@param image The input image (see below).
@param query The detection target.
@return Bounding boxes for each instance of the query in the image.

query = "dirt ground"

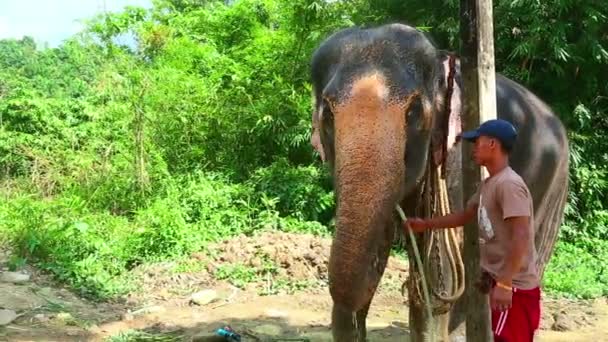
[0,231,607,342]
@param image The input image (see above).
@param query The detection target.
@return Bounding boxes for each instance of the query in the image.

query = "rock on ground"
[34,313,49,323]
[0,283,46,310]
[552,312,575,331]
[0,309,17,325]
[0,272,30,284]
[190,289,218,306]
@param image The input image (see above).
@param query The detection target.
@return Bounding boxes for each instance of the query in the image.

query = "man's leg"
[491,287,541,341]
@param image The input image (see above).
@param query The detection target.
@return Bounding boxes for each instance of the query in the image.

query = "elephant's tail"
[534,155,570,279]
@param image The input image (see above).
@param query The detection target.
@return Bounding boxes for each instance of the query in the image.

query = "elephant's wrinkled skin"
[310,23,569,341]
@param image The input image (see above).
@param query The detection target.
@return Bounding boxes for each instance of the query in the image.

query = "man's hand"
[490,286,513,312]
[404,218,428,233]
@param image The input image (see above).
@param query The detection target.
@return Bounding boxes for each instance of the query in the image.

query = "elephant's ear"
[432,50,462,168]
[311,108,326,163]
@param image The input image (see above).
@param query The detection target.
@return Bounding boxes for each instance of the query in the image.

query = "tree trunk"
[459,0,496,340]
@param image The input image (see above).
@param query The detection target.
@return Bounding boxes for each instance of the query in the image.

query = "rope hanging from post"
[398,160,465,300]
[395,161,465,342]
[425,162,466,309]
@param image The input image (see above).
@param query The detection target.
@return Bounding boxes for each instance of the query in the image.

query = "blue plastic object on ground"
[215,326,241,341]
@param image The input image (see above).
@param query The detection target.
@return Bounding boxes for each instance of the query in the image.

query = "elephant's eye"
[404,91,422,119]
[409,100,421,116]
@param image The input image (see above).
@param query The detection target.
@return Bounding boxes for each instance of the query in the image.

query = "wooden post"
[459,0,496,340]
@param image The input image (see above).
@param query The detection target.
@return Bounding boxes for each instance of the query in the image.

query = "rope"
[425,165,466,305]
[395,204,435,342]
[416,51,465,313]
[435,170,465,302]
[394,158,465,342]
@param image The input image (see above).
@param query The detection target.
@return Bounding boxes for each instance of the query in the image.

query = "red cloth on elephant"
[491,285,541,342]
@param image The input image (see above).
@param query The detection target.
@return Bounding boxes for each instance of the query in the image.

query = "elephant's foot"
[331,301,371,342]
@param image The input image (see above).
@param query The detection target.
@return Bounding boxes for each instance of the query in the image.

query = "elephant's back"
[495,74,569,210]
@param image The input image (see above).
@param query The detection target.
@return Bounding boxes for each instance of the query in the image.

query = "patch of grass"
[543,239,608,299]
[105,330,183,342]
[170,258,206,274]
[261,278,319,296]
[7,255,27,271]
[213,255,321,295]
[214,263,260,289]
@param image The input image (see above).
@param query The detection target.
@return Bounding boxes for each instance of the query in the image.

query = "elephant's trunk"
[328,89,406,312]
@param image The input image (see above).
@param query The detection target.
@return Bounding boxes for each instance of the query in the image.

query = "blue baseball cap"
[461,119,518,148]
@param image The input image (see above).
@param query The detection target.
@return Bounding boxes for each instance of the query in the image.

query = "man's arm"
[496,216,530,286]
[406,202,477,232]
[425,204,478,229]
[495,179,533,287]
[406,184,481,232]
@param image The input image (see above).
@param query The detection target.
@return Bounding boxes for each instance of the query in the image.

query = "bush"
[126,197,195,265]
[176,171,257,239]
[0,169,331,299]
[543,239,608,299]
[1,195,134,298]
[247,158,334,223]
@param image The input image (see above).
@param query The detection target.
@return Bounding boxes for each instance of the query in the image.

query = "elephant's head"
[310,24,460,312]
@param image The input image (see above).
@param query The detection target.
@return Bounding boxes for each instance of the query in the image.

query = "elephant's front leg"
[331,300,371,341]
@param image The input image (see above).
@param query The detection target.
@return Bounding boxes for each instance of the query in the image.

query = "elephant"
[309,23,569,341]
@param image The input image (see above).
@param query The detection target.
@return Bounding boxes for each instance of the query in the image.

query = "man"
[406,119,541,341]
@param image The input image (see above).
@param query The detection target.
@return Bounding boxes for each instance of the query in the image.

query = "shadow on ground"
[99,316,411,342]
[0,303,411,342]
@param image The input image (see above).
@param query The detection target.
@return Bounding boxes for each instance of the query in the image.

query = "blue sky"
[0,0,152,47]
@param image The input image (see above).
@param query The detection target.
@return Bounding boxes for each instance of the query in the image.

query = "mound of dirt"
[208,231,331,281]
[205,230,408,284]
[128,231,408,304]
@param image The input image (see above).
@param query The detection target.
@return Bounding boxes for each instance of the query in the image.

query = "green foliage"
[247,158,334,222]
[0,0,606,300]
[128,197,194,263]
[544,240,608,298]
[1,195,135,298]
[105,329,182,342]
[215,262,261,289]
[0,172,327,298]
[214,259,318,295]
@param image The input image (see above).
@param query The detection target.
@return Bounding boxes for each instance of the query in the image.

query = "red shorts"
[491,285,541,342]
